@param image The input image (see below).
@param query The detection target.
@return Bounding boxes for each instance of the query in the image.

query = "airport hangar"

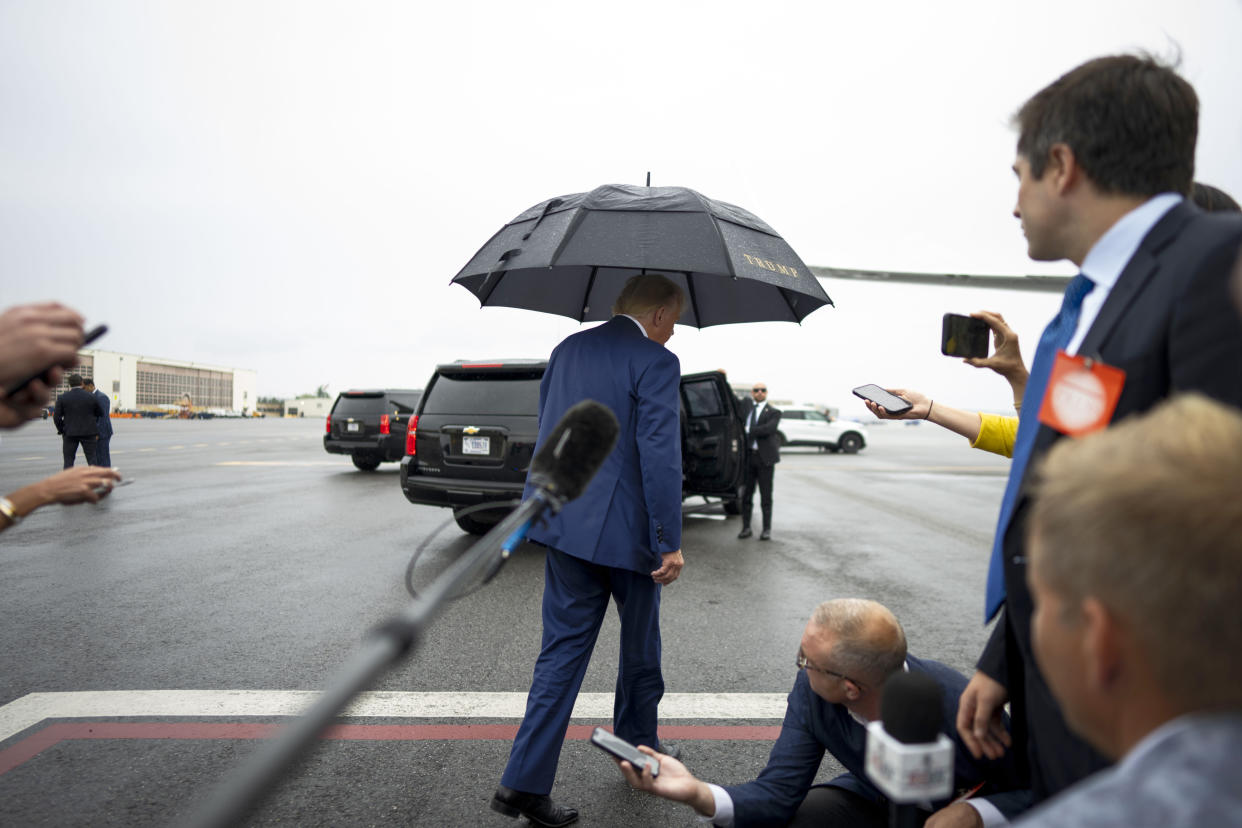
[53,348,257,415]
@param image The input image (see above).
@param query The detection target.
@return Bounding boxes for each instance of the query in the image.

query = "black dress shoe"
[657,741,683,761]
[759,529,771,541]
[737,527,753,539]
[491,786,579,827]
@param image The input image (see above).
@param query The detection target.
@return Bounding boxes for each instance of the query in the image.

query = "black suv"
[400,360,746,534]
[324,389,423,471]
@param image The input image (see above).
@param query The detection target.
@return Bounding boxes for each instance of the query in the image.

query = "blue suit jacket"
[93,389,113,437]
[725,655,1029,828]
[524,316,682,573]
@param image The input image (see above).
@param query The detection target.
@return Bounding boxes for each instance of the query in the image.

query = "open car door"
[680,370,746,500]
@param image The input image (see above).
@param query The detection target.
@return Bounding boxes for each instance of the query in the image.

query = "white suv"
[775,406,867,454]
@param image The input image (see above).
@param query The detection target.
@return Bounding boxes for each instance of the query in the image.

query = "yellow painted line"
[168,445,184,450]
[193,443,209,447]
[139,448,156,452]
[16,456,44,461]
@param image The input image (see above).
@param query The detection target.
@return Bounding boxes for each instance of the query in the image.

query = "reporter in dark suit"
[957,54,1242,811]
[52,373,102,468]
[618,600,1027,827]
[738,384,780,540]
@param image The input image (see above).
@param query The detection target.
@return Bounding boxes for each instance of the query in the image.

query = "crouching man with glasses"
[616,599,1029,827]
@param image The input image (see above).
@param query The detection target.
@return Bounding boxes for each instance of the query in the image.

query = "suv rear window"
[422,372,542,416]
[389,393,421,413]
[332,394,387,416]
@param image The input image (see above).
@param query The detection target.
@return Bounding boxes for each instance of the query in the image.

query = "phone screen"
[941,314,989,359]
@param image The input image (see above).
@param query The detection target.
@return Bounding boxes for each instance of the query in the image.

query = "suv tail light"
[380,414,391,435]
[405,415,418,456]
[326,415,332,434]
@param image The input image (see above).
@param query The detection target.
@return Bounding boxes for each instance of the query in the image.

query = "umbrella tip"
[646,171,651,187]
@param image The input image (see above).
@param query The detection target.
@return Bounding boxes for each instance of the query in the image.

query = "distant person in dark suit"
[53,374,102,468]
[737,383,780,540]
[492,273,686,828]
[83,379,112,466]
[618,599,1028,827]
[957,53,1242,814]
[1016,395,1242,827]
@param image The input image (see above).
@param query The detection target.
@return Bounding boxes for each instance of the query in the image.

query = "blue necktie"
[984,274,1095,621]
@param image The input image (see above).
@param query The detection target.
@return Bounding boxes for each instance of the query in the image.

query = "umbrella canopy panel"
[452,184,833,328]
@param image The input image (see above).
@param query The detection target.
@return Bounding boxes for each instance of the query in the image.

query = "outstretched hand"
[617,744,715,815]
[863,388,926,421]
[964,311,1028,386]
[38,466,123,505]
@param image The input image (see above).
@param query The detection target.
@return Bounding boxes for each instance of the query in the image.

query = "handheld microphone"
[864,671,954,828]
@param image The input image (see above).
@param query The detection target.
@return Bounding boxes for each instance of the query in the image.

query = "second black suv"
[324,389,422,471]
[400,360,746,534]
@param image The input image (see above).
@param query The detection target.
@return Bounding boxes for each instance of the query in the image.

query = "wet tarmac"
[0,416,1009,826]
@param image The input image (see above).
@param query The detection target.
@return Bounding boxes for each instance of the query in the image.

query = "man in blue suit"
[492,273,687,828]
[618,599,1027,827]
[83,379,112,467]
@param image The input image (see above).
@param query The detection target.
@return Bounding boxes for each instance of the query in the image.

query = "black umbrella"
[451,184,833,327]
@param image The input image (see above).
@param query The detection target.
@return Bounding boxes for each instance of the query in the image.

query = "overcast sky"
[2,1,1240,417]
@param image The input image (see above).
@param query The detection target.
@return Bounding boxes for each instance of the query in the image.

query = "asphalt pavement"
[0,416,1009,826]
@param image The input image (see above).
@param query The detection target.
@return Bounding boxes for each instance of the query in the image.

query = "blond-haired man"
[1018,394,1242,826]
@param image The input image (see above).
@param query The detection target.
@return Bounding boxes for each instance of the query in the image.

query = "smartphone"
[4,324,109,396]
[852,384,913,415]
[941,313,989,359]
[590,727,660,777]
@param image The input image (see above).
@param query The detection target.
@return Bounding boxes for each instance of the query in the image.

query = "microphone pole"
[184,401,618,828]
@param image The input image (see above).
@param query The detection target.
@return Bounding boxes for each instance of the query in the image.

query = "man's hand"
[0,302,86,390]
[863,388,926,421]
[0,378,56,428]
[651,549,684,585]
[957,671,1011,760]
[925,801,985,828]
[617,745,716,816]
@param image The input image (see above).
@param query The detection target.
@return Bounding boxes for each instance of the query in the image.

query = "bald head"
[810,599,907,685]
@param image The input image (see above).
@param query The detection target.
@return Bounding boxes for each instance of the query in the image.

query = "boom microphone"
[864,671,954,828]
[185,401,620,828]
[528,399,620,502]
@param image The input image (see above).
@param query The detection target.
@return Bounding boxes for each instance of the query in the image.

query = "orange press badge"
[1038,352,1126,437]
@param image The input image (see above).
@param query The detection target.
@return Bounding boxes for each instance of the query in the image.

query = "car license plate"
[347,422,360,432]
[463,435,490,455]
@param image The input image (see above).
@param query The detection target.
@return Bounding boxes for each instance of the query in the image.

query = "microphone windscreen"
[880,671,944,744]
[530,400,620,502]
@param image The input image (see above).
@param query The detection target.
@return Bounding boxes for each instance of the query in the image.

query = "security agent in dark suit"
[83,379,113,467]
[52,373,102,468]
[738,383,780,540]
[957,54,1242,811]
[617,599,1027,827]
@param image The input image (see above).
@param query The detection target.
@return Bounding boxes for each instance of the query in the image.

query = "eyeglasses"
[796,649,863,687]
[752,387,767,393]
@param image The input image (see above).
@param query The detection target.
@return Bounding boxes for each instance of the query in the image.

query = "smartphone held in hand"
[590,727,660,777]
[941,313,990,359]
[852,384,913,415]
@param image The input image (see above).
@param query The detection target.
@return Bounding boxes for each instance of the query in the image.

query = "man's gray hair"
[810,598,907,684]
[1030,393,1242,711]
[612,273,685,318]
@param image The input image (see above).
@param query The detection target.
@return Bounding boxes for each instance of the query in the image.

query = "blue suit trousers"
[500,547,664,795]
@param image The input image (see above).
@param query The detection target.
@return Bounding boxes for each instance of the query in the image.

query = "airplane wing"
[810,266,1071,293]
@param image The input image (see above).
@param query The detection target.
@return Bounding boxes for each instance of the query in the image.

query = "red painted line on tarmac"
[0,722,781,776]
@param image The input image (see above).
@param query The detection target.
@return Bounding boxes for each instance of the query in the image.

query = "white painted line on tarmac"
[0,690,786,743]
